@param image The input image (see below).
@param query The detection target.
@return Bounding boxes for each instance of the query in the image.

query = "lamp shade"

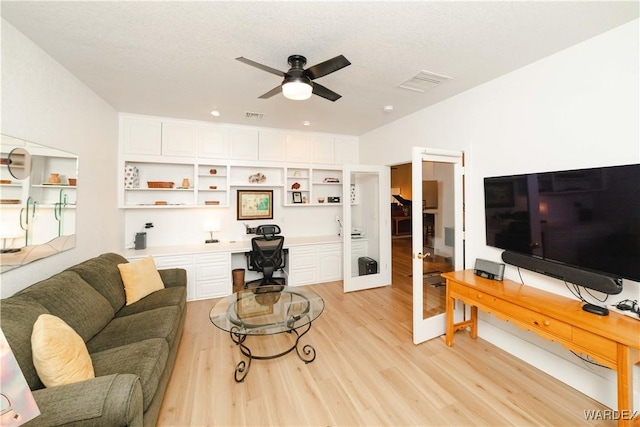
[282,80,312,100]
[0,222,23,239]
[202,218,221,232]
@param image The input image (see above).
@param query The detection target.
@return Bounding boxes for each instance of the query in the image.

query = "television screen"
[484,164,640,283]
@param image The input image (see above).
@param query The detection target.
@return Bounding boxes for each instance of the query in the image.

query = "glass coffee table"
[209,285,324,382]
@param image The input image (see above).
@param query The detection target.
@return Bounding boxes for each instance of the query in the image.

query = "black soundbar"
[501,251,623,295]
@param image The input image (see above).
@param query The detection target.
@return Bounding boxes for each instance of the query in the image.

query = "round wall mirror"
[7,147,31,180]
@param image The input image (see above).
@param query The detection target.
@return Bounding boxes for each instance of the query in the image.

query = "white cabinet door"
[289,246,317,286]
[317,243,342,282]
[122,116,162,155]
[286,135,311,163]
[229,129,259,160]
[258,131,287,162]
[149,254,195,301]
[197,125,228,159]
[335,136,358,164]
[311,136,335,164]
[161,122,197,157]
[195,253,231,299]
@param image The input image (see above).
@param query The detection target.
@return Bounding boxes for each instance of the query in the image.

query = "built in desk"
[442,270,640,427]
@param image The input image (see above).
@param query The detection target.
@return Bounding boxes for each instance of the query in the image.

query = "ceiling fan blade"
[304,55,351,80]
[236,57,285,77]
[312,82,341,102]
[258,85,282,99]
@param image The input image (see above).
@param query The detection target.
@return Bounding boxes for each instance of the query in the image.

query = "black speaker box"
[501,251,623,294]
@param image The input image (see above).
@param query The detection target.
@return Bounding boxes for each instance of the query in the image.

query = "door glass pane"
[422,161,454,319]
[350,172,380,278]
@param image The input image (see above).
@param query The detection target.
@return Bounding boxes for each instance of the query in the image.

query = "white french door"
[342,164,391,292]
[412,147,464,344]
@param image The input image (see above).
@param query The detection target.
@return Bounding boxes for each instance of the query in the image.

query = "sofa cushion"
[67,253,129,313]
[86,306,181,354]
[0,297,50,390]
[115,286,186,318]
[118,256,165,306]
[91,339,169,411]
[15,271,114,343]
[31,314,95,387]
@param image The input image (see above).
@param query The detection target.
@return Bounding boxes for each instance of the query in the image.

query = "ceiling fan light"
[282,80,312,100]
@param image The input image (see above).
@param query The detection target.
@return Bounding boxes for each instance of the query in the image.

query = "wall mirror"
[0,134,78,273]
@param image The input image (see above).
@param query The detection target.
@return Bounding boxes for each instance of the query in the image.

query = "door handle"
[416,252,424,260]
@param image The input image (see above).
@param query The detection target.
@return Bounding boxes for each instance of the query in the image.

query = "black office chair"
[245,224,287,289]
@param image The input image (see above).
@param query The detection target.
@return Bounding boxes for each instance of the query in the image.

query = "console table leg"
[445,282,454,346]
[470,306,478,339]
[616,344,635,427]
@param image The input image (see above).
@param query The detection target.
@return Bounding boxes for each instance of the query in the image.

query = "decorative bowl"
[147,181,174,188]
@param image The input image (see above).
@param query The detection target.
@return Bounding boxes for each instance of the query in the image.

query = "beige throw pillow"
[31,314,95,387]
[118,256,165,305]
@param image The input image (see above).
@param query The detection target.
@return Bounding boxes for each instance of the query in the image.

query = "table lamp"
[203,218,220,243]
[0,222,24,254]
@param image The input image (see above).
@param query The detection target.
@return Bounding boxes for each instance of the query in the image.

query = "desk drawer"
[446,281,468,298]
[572,328,617,365]
[470,290,573,341]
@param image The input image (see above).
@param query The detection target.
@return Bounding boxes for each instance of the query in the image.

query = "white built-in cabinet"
[120,114,357,164]
[121,116,162,155]
[119,114,357,209]
[151,254,196,300]
[197,125,228,159]
[228,129,259,160]
[194,253,231,299]
[161,122,197,157]
[258,131,287,162]
[286,243,343,287]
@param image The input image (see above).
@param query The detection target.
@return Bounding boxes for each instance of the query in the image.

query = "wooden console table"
[442,270,640,427]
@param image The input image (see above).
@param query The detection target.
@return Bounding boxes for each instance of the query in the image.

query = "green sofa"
[0,253,187,426]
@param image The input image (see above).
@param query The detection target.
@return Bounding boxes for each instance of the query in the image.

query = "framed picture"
[484,181,515,208]
[237,190,273,220]
[292,191,302,204]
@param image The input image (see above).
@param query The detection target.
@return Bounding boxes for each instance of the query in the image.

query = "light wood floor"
[158,238,613,427]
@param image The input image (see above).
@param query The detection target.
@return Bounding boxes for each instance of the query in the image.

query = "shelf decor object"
[248,172,266,184]
[292,191,302,204]
[124,165,139,189]
[237,190,273,220]
[147,181,174,189]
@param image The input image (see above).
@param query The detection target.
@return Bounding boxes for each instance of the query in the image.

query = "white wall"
[1,20,122,297]
[360,20,640,409]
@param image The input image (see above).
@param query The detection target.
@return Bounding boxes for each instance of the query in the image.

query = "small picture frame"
[292,191,302,204]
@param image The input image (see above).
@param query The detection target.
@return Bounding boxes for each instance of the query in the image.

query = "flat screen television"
[484,163,640,284]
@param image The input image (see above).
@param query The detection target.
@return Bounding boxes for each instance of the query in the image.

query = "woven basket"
[147,181,174,189]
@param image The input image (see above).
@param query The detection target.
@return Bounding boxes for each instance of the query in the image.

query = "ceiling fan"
[236,54,351,102]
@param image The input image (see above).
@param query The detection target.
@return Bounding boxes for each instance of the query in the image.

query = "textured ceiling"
[1,1,638,136]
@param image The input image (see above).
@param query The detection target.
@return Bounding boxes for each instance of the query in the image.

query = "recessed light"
[383,105,394,113]
[210,110,221,117]
[303,121,311,126]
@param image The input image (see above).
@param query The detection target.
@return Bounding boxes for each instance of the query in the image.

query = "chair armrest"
[158,268,187,288]
[25,374,143,427]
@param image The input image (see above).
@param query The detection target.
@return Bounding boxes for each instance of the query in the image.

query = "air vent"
[245,111,265,120]
[397,70,451,93]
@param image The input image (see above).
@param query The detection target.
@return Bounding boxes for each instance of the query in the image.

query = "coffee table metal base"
[230,322,317,382]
